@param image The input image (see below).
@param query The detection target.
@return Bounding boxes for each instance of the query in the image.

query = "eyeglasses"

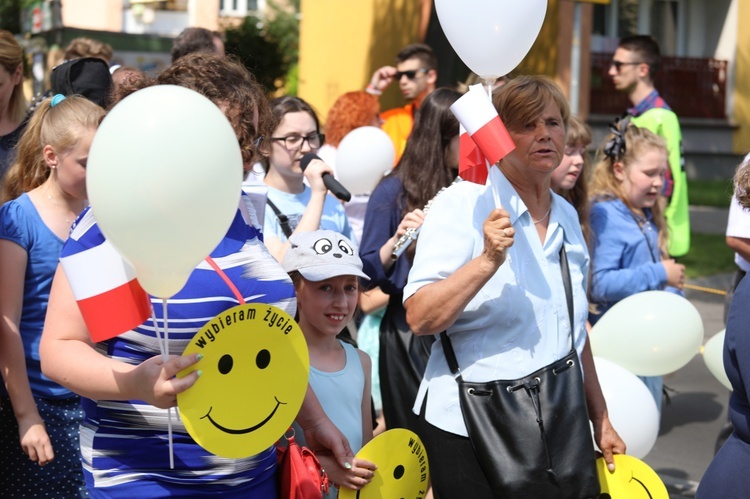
[271,133,325,150]
[395,68,428,81]
[610,60,643,72]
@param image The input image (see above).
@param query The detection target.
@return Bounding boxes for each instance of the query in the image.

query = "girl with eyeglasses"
[261,96,356,262]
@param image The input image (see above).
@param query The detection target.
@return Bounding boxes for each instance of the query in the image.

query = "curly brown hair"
[111,53,272,167]
[734,153,750,209]
[323,91,379,147]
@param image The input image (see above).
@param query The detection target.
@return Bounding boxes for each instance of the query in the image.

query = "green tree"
[223,0,300,95]
[0,0,22,34]
[224,15,286,94]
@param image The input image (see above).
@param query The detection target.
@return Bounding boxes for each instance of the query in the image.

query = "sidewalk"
[663,206,730,498]
[689,205,728,235]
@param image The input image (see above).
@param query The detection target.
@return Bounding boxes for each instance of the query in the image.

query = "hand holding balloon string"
[132,353,202,409]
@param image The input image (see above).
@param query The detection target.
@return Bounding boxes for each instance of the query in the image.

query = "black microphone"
[300,153,351,202]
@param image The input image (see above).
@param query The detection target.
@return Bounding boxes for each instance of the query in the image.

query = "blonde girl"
[551,115,592,244]
[0,94,104,497]
[588,118,685,410]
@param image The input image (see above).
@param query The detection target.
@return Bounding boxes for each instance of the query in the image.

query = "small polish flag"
[60,209,151,342]
[451,84,515,184]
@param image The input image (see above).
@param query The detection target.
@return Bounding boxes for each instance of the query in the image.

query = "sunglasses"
[395,68,428,80]
[610,60,644,72]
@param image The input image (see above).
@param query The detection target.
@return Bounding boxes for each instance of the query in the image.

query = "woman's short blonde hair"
[492,75,570,133]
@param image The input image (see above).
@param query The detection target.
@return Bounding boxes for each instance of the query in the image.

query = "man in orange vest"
[365,44,438,162]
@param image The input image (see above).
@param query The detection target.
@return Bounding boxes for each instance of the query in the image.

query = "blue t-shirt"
[0,193,74,399]
[263,185,356,244]
[62,194,297,497]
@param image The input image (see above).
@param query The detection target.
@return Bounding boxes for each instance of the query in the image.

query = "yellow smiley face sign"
[340,429,429,499]
[177,304,309,458]
[597,455,669,498]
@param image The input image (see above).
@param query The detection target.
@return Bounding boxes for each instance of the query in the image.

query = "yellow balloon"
[597,455,669,498]
[177,304,309,458]
[340,429,429,499]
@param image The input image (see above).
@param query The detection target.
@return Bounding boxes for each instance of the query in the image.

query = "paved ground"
[653,206,732,498]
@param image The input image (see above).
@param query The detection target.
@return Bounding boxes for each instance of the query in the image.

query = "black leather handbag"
[440,246,600,498]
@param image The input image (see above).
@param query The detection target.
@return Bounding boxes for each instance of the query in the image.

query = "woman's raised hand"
[131,353,202,409]
[481,208,514,268]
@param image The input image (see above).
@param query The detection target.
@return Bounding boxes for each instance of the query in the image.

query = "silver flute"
[391,177,462,260]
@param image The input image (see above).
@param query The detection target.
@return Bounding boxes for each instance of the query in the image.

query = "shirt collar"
[628,89,671,117]
[488,166,562,230]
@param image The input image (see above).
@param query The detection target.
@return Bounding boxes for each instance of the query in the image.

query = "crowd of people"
[0,23,741,499]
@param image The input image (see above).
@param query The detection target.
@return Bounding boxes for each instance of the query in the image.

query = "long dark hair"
[395,87,460,215]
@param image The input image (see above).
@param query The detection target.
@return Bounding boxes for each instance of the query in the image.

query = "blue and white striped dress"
[66,194,296,498]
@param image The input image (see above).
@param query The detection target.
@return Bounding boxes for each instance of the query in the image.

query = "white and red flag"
[450,83,515,184]
[60,209,151,342]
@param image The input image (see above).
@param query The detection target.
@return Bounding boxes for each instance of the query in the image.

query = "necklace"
[48,194,83,226]
[531,207,551,224]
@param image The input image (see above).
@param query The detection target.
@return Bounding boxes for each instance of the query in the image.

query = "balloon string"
[483,81,493,188]
[150,304,166,359]
[162,298,174,470]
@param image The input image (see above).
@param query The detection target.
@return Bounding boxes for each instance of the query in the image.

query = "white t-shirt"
[726,195,750,272]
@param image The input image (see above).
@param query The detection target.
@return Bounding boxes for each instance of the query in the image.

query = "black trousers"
[378,295,434,432]
[418,399,495,498]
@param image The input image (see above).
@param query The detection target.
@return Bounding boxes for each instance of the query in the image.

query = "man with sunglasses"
[609,34,690,258]
[366,44,438,162]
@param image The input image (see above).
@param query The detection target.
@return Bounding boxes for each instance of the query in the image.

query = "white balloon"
[593,357,660,459]
[87,85,243,298]
[434,0,548,80]
[703,330,732,391]
[335,126,394,195]
[590,291,704,376]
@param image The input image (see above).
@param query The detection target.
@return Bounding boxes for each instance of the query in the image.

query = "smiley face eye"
[312,238,332,254]
[218,354,233,375]
[256,349,271,369]
[337,240,354,255]
[393,464,405,480]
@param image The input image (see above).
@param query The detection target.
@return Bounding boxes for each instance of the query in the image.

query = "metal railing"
[590,52,728,119]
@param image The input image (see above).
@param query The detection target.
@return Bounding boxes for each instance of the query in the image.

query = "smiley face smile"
[200,396,287,435]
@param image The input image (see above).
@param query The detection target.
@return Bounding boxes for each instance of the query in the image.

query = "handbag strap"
[266,198,294,238]
[441,245,575,377]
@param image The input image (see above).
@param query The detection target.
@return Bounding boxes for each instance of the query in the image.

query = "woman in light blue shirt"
[403,76,625,498]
